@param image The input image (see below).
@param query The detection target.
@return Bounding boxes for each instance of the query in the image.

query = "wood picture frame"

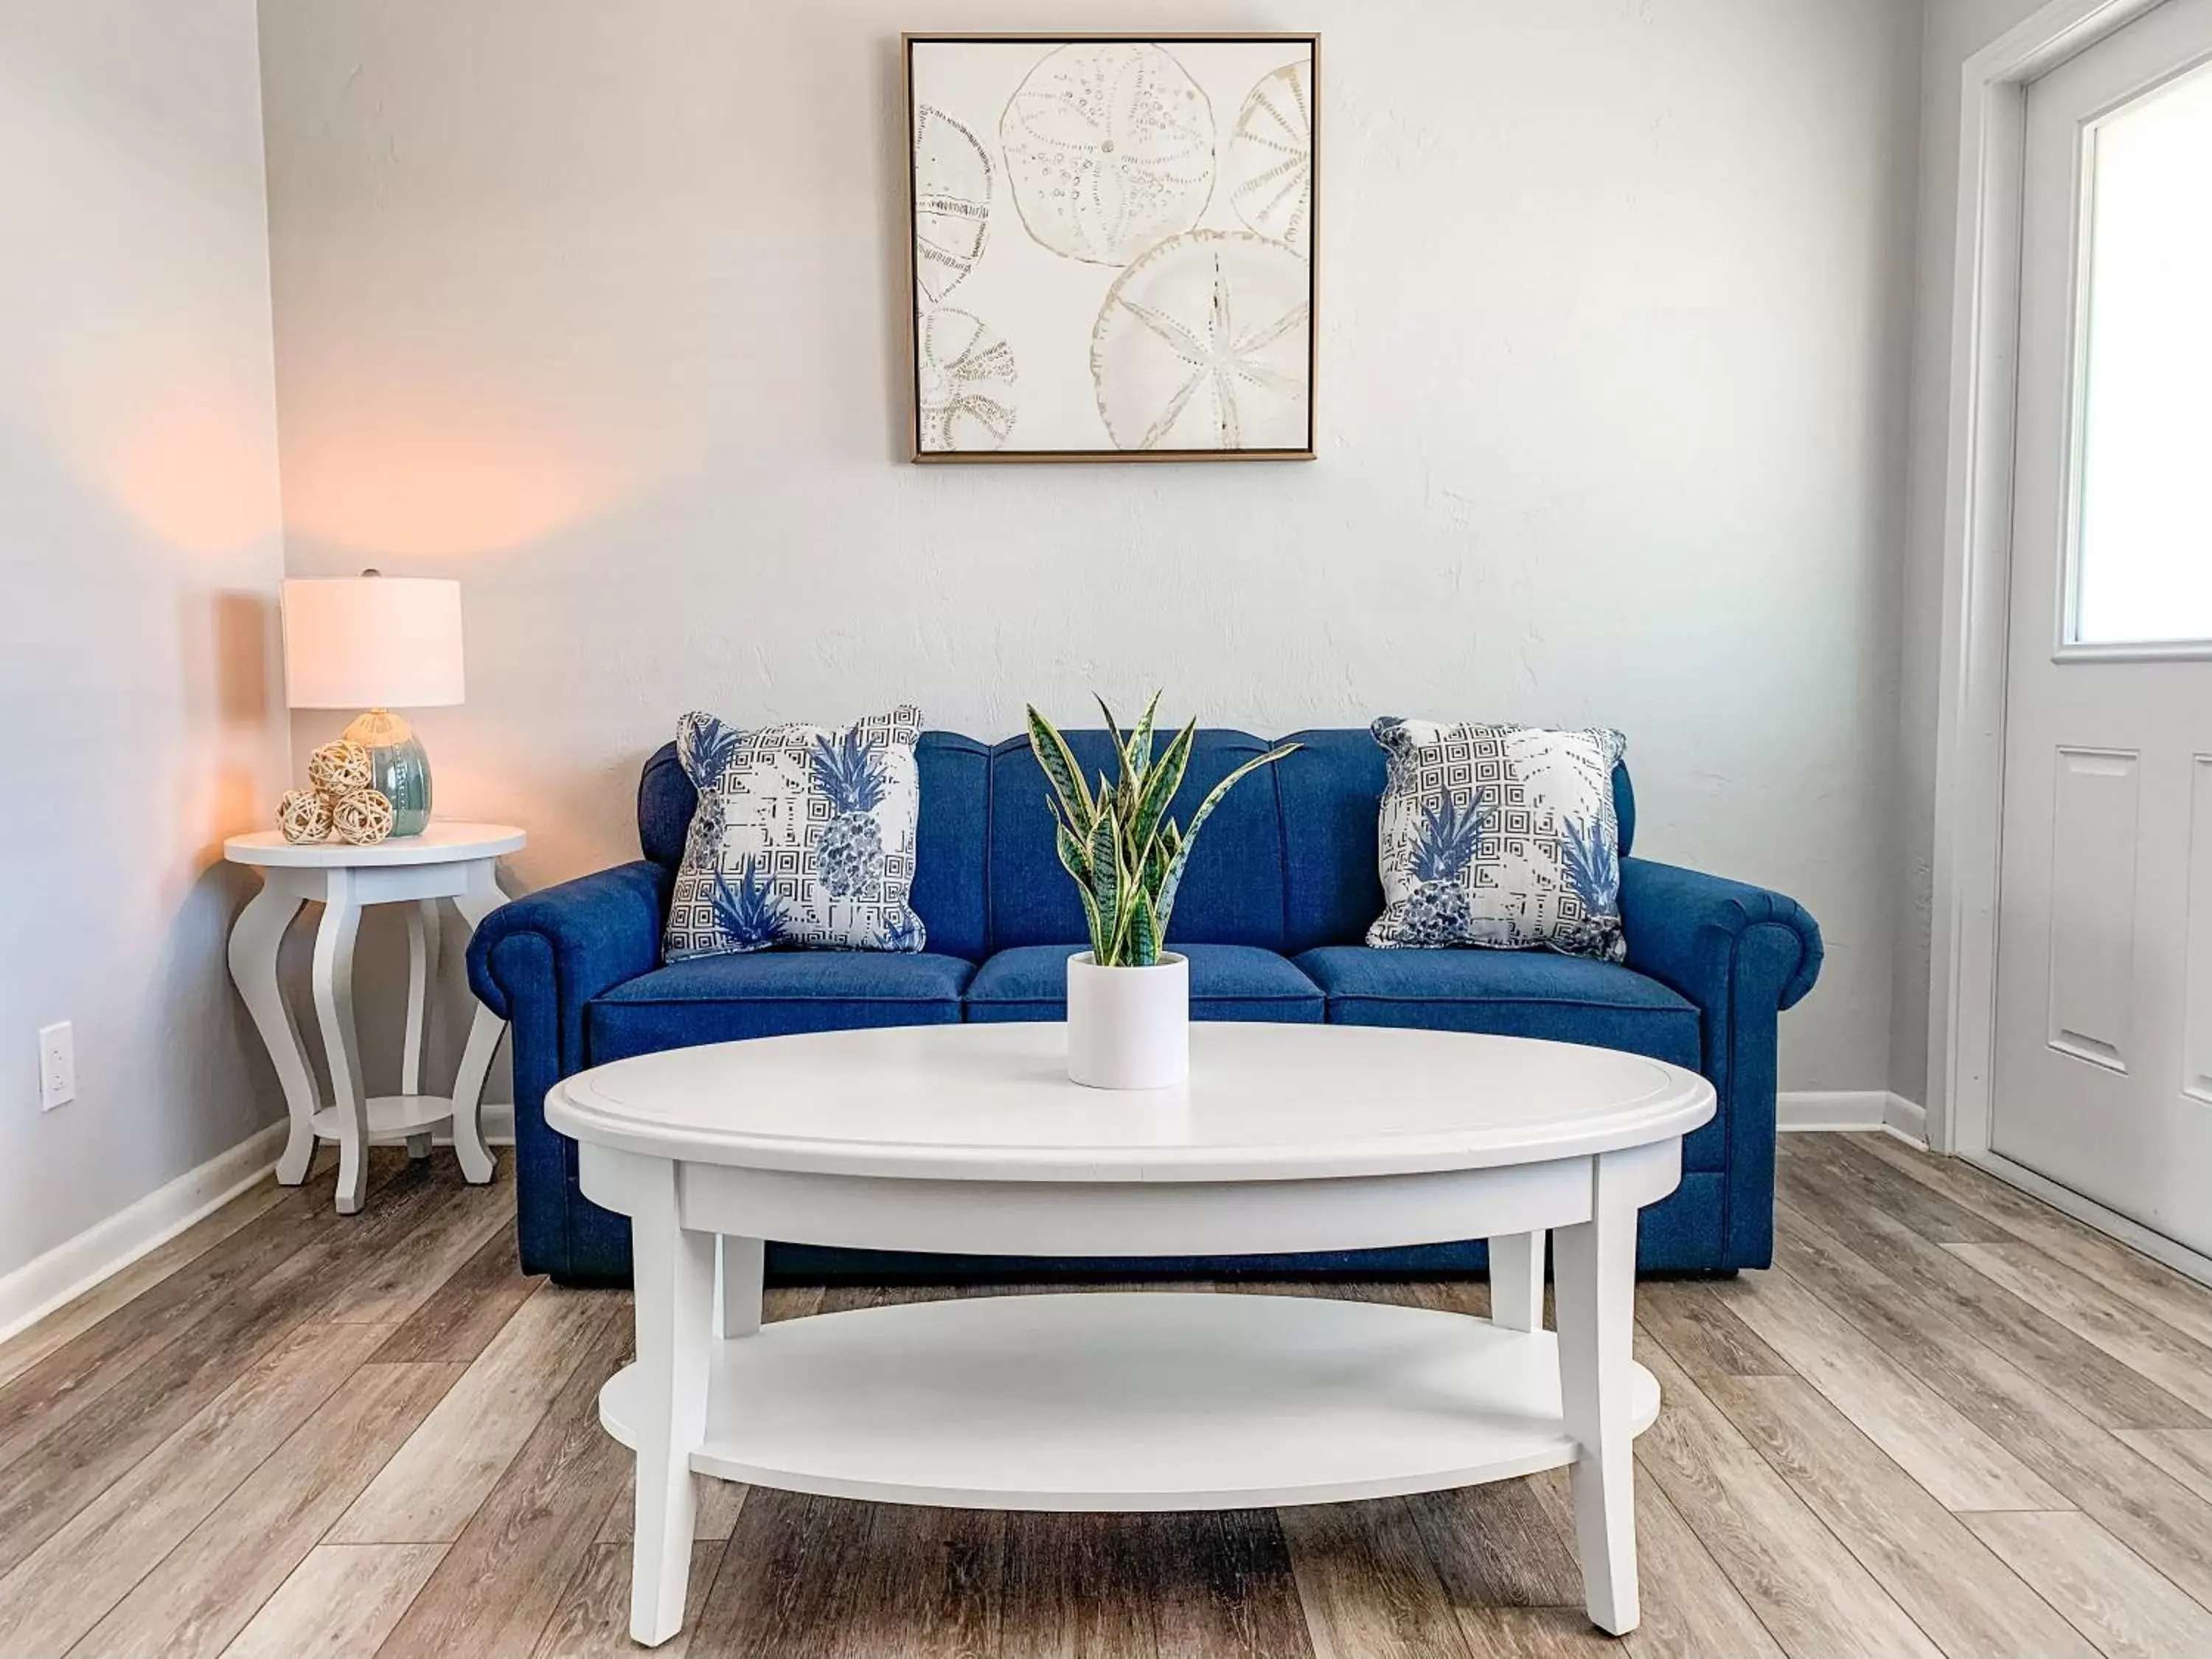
[904,32,1320,464]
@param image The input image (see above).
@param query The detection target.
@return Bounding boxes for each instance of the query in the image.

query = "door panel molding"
[2043,747,2140,1072]
[2185,756,2212,1105]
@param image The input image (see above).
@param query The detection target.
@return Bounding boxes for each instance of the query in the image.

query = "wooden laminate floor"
[3,1133,2211,1656]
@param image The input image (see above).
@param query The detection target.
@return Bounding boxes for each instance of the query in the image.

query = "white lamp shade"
[282,577,465,709]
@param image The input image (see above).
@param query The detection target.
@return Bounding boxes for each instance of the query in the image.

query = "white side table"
[225,822,526,1214]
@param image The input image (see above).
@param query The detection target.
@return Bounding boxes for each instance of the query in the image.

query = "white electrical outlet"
[38,1022,75,1110]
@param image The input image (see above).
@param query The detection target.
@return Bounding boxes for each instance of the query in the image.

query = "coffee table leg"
[630,1165,714,1646]
[1553,1152,1639,1635]
[1487,1231,1545,1330]
[716,1236,764,1340]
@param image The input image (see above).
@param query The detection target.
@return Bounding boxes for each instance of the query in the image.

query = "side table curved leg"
[312,870,372,1215]
[448,862,507,1185]
[448,1005,502,1185]
[402,900,439,1161]
[1554,1153,1641,1635]
[228,881,318,1186]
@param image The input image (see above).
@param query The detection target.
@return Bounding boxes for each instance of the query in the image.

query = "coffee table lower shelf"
[597,1290,1660,1511]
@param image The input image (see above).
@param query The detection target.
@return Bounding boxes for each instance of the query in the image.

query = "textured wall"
[259,0,1923,1091]
[0,2,288,1283]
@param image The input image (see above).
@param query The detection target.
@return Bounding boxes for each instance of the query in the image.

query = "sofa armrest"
[1619,857,1823,1016]
[1618,855,1823,1269]
[467,859,669,1281]
[466,858,670,1056]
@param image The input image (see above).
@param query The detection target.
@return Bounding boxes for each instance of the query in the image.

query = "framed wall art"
[904,32,1319,463]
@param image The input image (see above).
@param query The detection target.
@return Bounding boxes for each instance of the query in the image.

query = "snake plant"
[1027,693,1298,968]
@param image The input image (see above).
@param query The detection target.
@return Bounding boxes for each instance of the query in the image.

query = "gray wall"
[0,2,288,1284]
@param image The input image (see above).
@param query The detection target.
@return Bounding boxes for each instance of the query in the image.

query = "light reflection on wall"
[280,411,636,560]
[105,406,282,555]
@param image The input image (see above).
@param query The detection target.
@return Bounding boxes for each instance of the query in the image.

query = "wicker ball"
[309,740,373,796]
[332,788,395,846]
[276,788,333,844]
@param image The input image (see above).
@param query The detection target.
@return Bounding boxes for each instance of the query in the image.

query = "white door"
[1992,0,2212,1257]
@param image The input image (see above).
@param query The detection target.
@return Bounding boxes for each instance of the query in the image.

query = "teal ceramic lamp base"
[341,708,433,837]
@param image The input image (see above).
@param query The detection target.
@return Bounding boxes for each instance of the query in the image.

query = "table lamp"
[282,573,465,838]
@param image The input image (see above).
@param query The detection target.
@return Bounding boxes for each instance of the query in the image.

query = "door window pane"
[2072,62,2212,647]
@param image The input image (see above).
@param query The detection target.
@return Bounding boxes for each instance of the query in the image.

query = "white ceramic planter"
[1065,952,1189,1090]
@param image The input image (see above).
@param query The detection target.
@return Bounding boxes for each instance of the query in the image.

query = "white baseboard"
[1883,1094,1928,1147]
[0,1101,519,1348]
[0,1119,288,1346]
[1778,1090,1928,1148]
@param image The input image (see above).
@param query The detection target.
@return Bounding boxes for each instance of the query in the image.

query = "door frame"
[1930,0,2212,1281]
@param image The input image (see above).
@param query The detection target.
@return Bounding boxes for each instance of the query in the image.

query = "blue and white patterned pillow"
[1366,717,1627,961]
[663,707,927,960]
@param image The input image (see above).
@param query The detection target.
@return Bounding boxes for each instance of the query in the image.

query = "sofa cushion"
[1295,945,1714,1169]
[1295,945,1695,1060]
[908,734,992,961]
[586,950,974,1063]
[985,730,1290,950]
[967,944,1324,1023]
[1276,729,1391,953]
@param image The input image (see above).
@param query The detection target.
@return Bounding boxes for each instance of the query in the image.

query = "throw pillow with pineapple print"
[662,706,928,960]
[1366,717,1627,961]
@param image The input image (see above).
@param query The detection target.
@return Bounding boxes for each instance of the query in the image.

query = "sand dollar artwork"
[912,105,992,303]
[1000,43,1215,266]
[917,307,1019,452]
[1227,60,1314,251]
[1091,230,1310,451]
[905,35,1317,458]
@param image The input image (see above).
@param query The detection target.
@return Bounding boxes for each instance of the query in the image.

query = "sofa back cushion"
[639,743,691,868]
[984,728,1290,951]
[1276,729,1390,953]
[640,731,991,961]
[909,734,991,960]
[641,726,1632,961]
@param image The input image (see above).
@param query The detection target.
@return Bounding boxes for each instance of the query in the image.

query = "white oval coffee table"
[546,1021,1714,1647]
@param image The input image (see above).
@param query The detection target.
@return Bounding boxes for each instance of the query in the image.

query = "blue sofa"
[467,728,1822,1285]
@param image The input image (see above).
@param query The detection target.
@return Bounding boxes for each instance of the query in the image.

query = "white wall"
[257,0,1923,1092]
[0,4,289,1282]
[1887,0,2053,1112]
